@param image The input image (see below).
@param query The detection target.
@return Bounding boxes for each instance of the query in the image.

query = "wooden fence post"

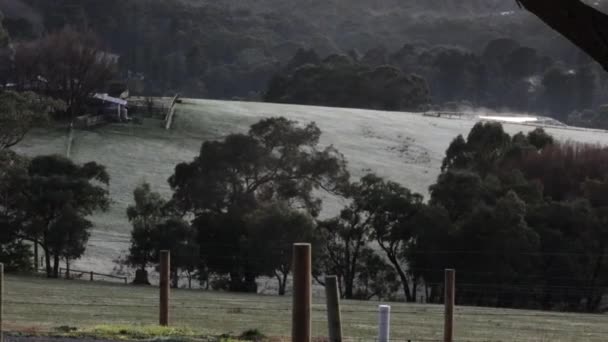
[378,305,391,342]
[159,250,170,326]
[325,275,342,342]
[444,269,456,342]
[292,243,311,342]
[0,263,4,342]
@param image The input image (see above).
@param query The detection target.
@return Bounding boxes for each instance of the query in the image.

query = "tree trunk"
[229,271,257,292]
[34,242,39,273]
[343,273,354,299]
[400,271,413,302]
[65,258,70,279]
[44,246,52,278]
[382,247,413,302]
[282,271,288,296]
[276,270,289,296]
[244,272,258,293]
[541,283,553,310]
[434,285,440,303]
[133,268,151,285]
[343,243,353,299]
[53,253,60,278]
[229,271,241,292]
[276,273,285,296]
[376,239,416,303]
[586,247,606,312]
[172,269,179,288]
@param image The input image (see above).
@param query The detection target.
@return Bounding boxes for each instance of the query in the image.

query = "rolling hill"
[13,99,608,276]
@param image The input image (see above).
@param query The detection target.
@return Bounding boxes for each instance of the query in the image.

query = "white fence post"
[378,305,391,342]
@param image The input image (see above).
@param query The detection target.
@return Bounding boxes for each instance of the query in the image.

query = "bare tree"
[517,0,608,70]
[13,27,117,118]
[0,91,63,150]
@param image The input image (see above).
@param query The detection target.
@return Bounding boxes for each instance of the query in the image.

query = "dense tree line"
[266,40,607,122]
[2,0,601,112]
[423,123,608,311]
[122,116,608,312]
[2,1,606,125]
[264,50,430,111]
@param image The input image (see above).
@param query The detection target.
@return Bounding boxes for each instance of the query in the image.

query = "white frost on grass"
[13,99,608,274]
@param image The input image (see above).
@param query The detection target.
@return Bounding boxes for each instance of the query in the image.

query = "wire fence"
[5,268,608,342]
[9,243,608,341]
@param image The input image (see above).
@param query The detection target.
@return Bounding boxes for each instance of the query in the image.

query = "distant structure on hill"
[91,93,130,122]
[76,83,131,128]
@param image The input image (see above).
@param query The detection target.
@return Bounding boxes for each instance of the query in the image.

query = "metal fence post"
[378,305,391,342]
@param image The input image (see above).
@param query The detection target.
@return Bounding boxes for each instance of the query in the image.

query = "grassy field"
[5,274,608,341]
[12,99,608,276]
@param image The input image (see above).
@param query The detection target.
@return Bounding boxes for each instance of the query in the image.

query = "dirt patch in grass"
[66,325,202,340]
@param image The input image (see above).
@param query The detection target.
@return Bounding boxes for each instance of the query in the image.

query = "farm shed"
[92,93,130,122]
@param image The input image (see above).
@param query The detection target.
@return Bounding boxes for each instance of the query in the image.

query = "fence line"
[58,267,127,284]
[6,246,607,342]
[4,296,596,318]
[423,110,608,134]
[96,239,608,257]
